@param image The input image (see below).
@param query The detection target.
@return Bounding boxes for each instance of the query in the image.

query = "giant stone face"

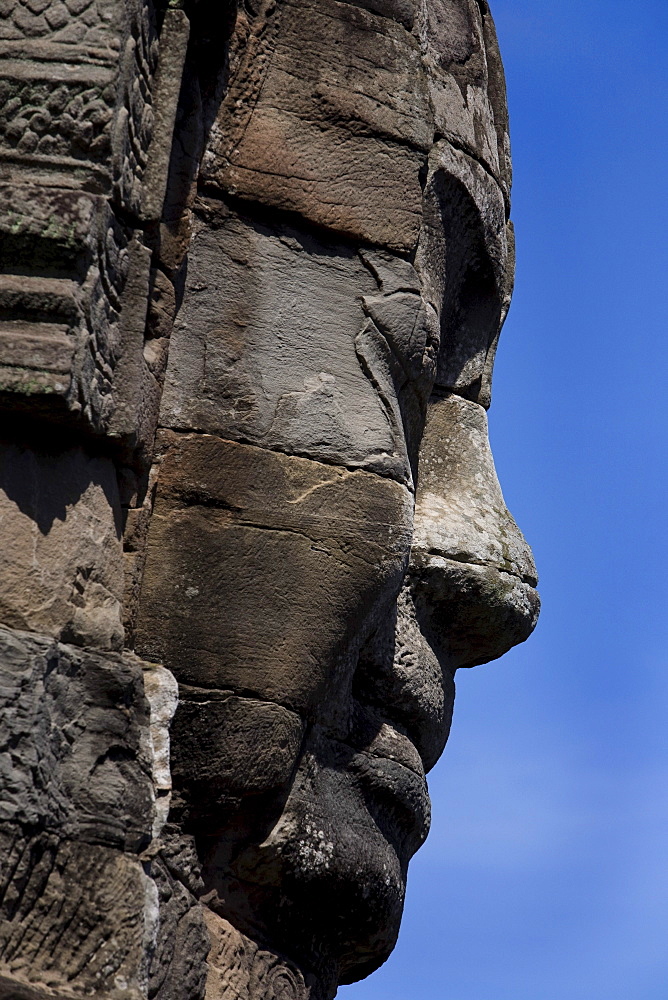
[0,2,538,998]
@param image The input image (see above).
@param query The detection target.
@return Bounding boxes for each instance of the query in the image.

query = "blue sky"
[342,2,668,998]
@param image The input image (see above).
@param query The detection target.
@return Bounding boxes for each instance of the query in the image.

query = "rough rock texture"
[204,912,320,1000]
[0,2,539,999]
[159,206,416,484]
[0,442,125,650]
[202,0,429,253]
[0,626,174,1000]
[0,0,188,458]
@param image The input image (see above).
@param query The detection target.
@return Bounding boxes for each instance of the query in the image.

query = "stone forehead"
[200,0,509,252]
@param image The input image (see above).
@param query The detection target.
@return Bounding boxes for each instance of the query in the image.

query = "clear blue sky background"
[342,2,668,998]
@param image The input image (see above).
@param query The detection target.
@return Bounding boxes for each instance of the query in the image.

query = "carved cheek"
[135,432,414,717]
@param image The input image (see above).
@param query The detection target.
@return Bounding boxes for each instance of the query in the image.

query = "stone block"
[160,207,417,484]
[0,625,155,850]
[0,188,155,444]
[201,0,430,252]
[170,688,305,812]
[135,432,412,716]
[0,829,151,1000]
[0,1,187,453]
[0,626,182,997]
[0,443,125,650]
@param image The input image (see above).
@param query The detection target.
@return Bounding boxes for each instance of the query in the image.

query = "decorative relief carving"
[0,78,114,161]
[0,0,179,447]
[0,0,120,48]
[205,912,315,1000]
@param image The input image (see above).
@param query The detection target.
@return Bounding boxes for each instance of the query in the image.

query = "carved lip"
[345,725,431,857]
[350,714,426,778]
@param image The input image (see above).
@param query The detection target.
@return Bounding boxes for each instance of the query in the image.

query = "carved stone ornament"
[0,2,538,999]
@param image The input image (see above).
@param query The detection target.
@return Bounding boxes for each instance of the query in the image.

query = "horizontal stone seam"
[0,820,150,869]
[175,680,303,717]
[214,156,424,204]
[175,684,424,778]
[431,383,495,412]
[414,551,538,588]
[164,504,411,538]
[155,424,416,494]
[0,622,130,660]
[285,0,409,37]
[195,186,418,260]
[230,96,432,155]
[158,512,408,557]
[432,133,510,214]
[15,820,152,856]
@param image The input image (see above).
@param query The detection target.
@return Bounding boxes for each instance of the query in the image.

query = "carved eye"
[420,151,509,407]
[427,0,478,70]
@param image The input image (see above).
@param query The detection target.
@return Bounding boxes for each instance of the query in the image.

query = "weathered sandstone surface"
[0,2,538,998]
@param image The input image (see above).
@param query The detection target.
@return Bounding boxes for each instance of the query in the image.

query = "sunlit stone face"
[134,0,538,989]
[0,0,538,996]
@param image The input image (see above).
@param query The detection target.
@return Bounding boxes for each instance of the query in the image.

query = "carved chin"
[225,728,430,983]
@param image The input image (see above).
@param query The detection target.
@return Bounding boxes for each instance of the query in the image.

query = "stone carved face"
[0,0,538,996]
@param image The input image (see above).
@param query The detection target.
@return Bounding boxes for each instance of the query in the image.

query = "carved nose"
[409,391,539,669]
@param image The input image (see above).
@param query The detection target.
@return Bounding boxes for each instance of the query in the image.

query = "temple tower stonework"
[0,2,538,998]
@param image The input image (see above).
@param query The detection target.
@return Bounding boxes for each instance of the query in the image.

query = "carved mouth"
[346,737,431,862]
[228,721,430,891]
